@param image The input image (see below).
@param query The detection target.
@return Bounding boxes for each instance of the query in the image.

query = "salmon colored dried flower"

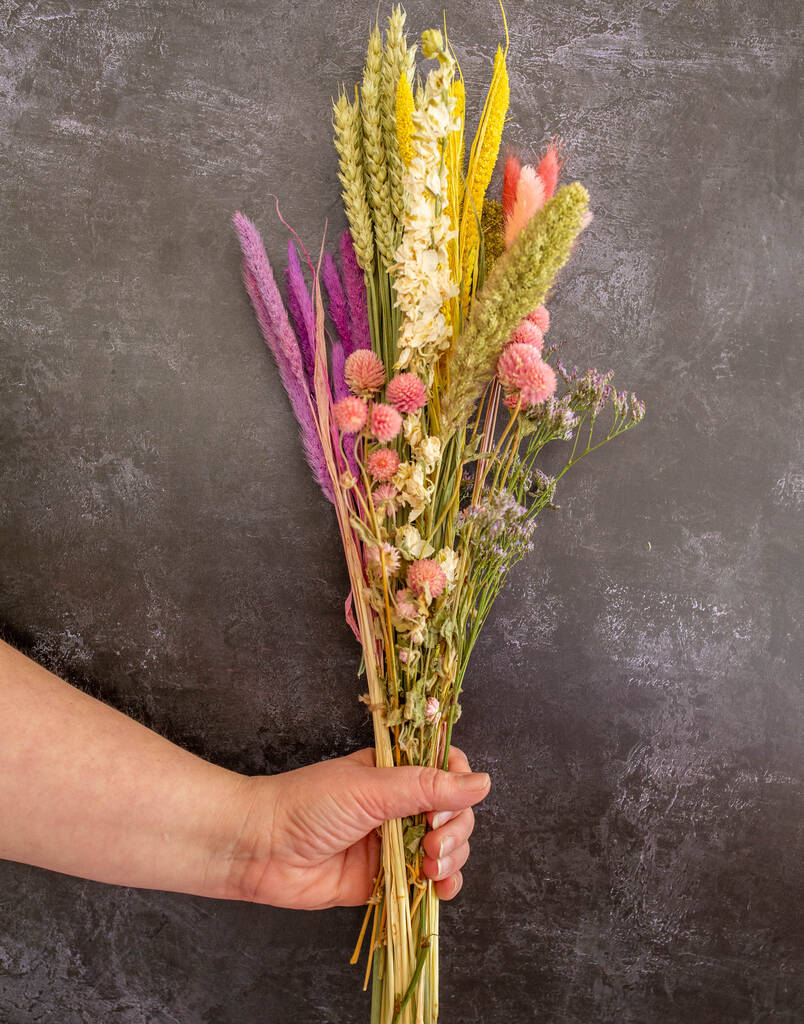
[407,558,447,600]
[497,343,557,407]
[370,402,402,442]
[527,304,550,334]
[504,164,545,248]
[502,154,521,221]
[395,587,419,620]
[367,447,400,481]
[345,349,386,397]
[386,372,428,414]
[510,319,544,352]
[366,541,401,576]
[333,395,368,432]
[425,697,440,722]
[373,482,399,516]
[536,140,564,202]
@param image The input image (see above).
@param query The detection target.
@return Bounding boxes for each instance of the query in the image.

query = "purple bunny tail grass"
[233,211,305,382]
[339,230,371,355]
[322,251,352,354]
[235,216,334,503]
[285,238,317,388]
[330,340,349,403]
[241,261,334,503]
[330,338,360,482]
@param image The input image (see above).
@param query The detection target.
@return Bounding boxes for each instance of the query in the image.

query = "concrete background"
[1,1,802,1020]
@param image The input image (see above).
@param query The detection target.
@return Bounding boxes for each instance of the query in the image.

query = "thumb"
[355,765,490,826]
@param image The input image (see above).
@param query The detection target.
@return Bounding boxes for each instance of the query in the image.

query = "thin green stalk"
[392,940,430,1024]
[370,945,383,1024]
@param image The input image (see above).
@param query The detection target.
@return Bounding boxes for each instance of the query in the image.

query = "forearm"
[0,638,252,899]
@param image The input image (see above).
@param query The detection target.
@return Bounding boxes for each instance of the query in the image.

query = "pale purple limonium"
[285,239,316,388]
[457,488,536,568]
[571,367,615,418]
[322,251,352,354]
[234,211,334,502]
[339,230,371,355]
[523,393,579,440]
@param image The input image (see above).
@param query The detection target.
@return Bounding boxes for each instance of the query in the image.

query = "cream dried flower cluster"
[391,33,459,386]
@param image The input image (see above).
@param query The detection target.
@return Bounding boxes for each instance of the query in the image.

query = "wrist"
[210,773,279,903]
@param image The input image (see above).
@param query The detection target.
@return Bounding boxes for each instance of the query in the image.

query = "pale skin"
[0,638,490,910]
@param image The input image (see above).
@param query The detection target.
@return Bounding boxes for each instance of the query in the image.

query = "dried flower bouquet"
[233,7,644,1021]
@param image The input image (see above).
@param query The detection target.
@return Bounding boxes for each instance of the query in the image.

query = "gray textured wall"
[1,1,802,1021]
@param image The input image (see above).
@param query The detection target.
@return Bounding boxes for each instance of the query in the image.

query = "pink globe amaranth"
[518,360,557,406]
[407,558,447,600]
[497,343,557,406]
[509,319,544,352]
[367,447,400,481]
[527,304,550,334]
[344,349,386,397]
[370,402,403,442]
[333,395,368,433]
[386,372,428,414]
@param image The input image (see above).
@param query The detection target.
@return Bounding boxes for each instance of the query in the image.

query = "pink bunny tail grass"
[536,141,565,203]
[504,165,546,249]
[322,251,352,354]
[285,239,316,388]
[234,214,334,502]
[502,154,522,221]
[339,230,371,355]
[580,209,594,231]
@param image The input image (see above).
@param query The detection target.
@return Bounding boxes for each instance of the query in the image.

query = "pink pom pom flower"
[509,319,544,352]
[367,447,400,481]
[344,349,386,397]
[425,697,440,723]
[527,304,550,334]
[370,402,402,442]
[333,395,368,433]
[407,558,447,600]
[386,372,428,414]
[497,343,557,408]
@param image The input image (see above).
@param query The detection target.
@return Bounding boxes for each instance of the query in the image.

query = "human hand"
[225,747,490,910]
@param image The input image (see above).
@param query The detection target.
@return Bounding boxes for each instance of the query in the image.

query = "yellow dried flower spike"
[460,45,509,308]
[395,71,415,167]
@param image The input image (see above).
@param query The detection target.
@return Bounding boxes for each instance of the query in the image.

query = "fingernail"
[432,810,453,829]
[438,835,456,858]
[456,772,490,791]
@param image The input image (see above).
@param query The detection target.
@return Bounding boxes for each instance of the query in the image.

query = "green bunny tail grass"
[440,181,590,440]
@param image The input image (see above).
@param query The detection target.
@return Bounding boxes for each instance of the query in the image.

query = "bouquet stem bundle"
[234,8,644,1021]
